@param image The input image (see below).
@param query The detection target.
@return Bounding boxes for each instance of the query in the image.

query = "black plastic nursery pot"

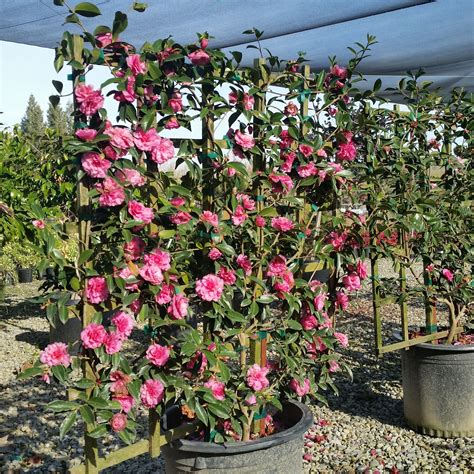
[402,341,474,437]
[161,401,313,473]
[18,268,33,283]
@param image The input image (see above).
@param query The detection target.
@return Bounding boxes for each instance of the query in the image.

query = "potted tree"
[358,75,473,437]
[19,2,377,472]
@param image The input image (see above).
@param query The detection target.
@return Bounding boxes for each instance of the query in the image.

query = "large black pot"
[18,268,33,283]
[161,400,313,473]
[402,341,474,437]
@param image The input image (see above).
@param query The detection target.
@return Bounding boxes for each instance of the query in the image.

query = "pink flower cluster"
[40,342,71,367]
[196,274,224,301]
[246,364,270,391]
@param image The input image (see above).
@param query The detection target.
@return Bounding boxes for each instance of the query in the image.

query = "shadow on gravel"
[15,330,50,349]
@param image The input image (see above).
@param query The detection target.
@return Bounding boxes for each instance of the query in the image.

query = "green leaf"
[79,405,95,424]
[59,411,77,438]
[75,378,95,389]
[87,424,108,438]
[74,2,101,17]
[112,11,128,39]
[52,80,63,94]
[65,13,80,24]
[48,400,80,412]
[132,2,148,12]
[208,402,229,419]
[54,0,65,5]
[194,401,208,425]
[159,229,175,239]
[78,249,94,265]
[51,365,68,383]
[88,397,109,409]
[49,95,60,107]
[58,304,69,324]
[17,366,43,380]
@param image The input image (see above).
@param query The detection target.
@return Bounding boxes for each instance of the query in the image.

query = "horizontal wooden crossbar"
[376,327,464,355]
[70,421,198,474]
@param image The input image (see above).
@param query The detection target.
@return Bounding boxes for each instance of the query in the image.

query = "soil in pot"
[402,341,474,437]
[161,400,313,474]
[18,268,33,283]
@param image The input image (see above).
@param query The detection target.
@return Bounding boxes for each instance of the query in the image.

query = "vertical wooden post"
[148,409,160,458]
[371,257,383,355]
[201,79,215,211]
[71,65,99,474]
[400,233,409,342]
[249,58,267,435]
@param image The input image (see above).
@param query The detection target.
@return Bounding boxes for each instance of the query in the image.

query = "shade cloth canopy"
[1,0,473,96]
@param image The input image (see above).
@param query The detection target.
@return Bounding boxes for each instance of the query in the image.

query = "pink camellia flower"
[442,268,454,282]
[319,312,333,329]
[140,379,164,408]
[330,64,348,79]
[106,126,134,150]
[154,285,174,306]
[269,173,294,194]
[336,142,357,161]
[124,236,145,260]
[167,294,189,320]
[316,148,328,157]
[245,394,257,406]
[188,49,210,65]
[284,102,298,116]
[165,117,180,129]
[267,255,287,277]
[313,293,327,312]
[32,219,45,229]
[150,136,175,164]
[75,128,97,142]
[299,144,314,158]
[110,370,131,395]
[297,162,318,178]
[117,266,141,291]
[111,311,134,339]
[342,273,361,292]
[274,270,295,294]
[75,84,104,116]
[96,32,113,47]
[42,373,51,384]
[186,351,208,373]
[104,332,123,354]
[236,254,252,276]
[128,200,154,224]
[82,152,111,179]
[204,377,226,401]
[96,177,125,207]
[145,248,171,271]
[271,216,295,232]
[336,291,349,310]
[234,130,255,150]
[134,128,160,151]
[129,298,142,314]
[170,211,192,225]
[218,267,236,285]
[81,323,107,349]
[232,205,248,226]
[243,93,254,110]
[246,364,269,391]
[116,168,146,187]
[201,210,219,227]
[326,231,347,251]
[228,90,238,104]
[279,129,294,149]
[139,263,163,286]
[356,260,368,280]
[301,313,318,330]
[255,215,266,228]
[237,194,256,211]
[289,378,311,397]
[334,332,349,347]
[196,274,224,301]
[40,342,71,367]
[328,360,340,373]
[113,395,134,413]
[111,413,127,432]
[86,277,109,304]
[281,151,296,174]
[168,92,183,113]
[126,54,147,75]
[170,197,186,207]
[426,263,435,272]
[146,343,170,366]
[208,248,222,260]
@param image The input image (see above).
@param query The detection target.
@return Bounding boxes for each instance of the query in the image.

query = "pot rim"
[168,400,313,454]
[394,331,474,352]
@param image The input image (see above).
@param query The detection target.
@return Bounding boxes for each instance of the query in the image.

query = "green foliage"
[20,94,45,137]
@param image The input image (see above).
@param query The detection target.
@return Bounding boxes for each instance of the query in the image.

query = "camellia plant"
[356,71,473,344]
[22,0,378,456]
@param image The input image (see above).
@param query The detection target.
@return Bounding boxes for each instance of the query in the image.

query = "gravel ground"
[0,269,472,473]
